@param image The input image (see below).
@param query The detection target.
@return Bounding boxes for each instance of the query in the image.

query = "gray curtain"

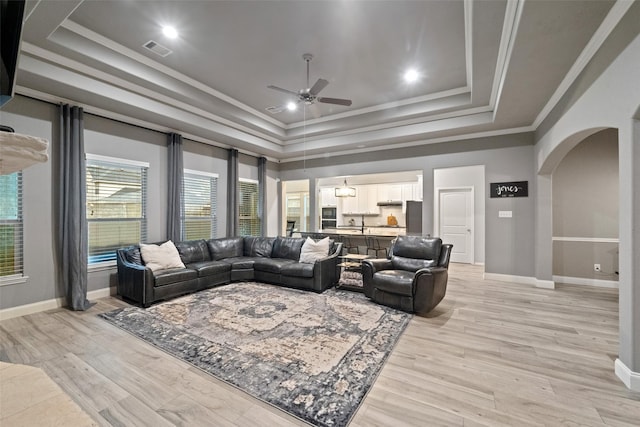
[167,133,183,242]
[227,148,239,236]
[57,104,92,311]
[258,156,267,236]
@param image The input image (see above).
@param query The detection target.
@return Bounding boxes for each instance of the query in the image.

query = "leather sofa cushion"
[154,268,198,286]
[392,255,437,272]
[272,237,304,261]
[390,236,442,272]
[207,237,244,260]
[253,258,295,274]
[187,260,231,277]
[373,270,415,296]
[392,235,442,260]
[243,237,275,257]
[281,262,315,278]
[175,240,211,264]
[222,256,259,270]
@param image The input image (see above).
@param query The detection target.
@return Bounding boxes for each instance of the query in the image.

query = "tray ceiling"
[14,0,619,161]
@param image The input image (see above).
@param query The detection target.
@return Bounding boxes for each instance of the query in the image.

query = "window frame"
[238,178,261,236]
[0,172,25,286]
[85,154,149,267]
[182,169,219,240]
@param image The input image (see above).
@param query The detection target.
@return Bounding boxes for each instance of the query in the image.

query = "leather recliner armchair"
[362,236,453,316]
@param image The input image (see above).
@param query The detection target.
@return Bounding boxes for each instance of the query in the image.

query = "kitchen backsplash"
[340,206,406,227]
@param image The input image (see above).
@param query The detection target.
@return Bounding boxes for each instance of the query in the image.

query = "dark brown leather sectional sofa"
[116,236,343,307]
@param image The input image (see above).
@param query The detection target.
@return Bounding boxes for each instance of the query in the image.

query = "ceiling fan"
[266,53,352,116]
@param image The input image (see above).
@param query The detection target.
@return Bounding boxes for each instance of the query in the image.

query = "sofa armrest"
[413,266,448,316]
[311,242,343,291]
[361,259,393,298]
[116,249,155,307]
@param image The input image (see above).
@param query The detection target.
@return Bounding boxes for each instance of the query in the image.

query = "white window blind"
[86,157,148,264]
[0,172,23,278]
[182,171,218,240]
[239,179,261,236]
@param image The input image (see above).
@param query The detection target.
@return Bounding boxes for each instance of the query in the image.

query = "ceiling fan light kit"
[335,179,356,198]
[266,53,352,116]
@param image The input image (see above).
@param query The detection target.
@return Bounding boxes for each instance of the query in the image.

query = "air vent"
[266,105,284,114]
[143,40,172,57]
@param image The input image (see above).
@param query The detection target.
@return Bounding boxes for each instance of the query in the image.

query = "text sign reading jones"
[490,181,528,198]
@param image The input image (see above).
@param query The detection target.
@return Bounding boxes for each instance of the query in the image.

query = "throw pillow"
[299,237,331,264]
[140,240,186,272]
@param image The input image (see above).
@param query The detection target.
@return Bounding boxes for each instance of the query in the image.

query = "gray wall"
[279,133,536,277]
[552,128,619,281]
[0,95,266,310]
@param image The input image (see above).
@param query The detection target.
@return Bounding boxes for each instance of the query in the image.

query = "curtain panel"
[227,148,239,236]
[57,104,92,311]
[258,156,267,237]
[166,133,184,242]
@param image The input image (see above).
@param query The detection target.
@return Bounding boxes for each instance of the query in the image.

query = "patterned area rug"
[100,282,410,426]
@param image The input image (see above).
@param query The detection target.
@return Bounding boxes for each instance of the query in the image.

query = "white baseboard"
[553,275,619,289]
[535,279,555,289]
[615,358,640,392]
[0,287,115,321]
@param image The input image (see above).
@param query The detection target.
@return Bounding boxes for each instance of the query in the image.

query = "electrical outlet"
[594,264,601,272]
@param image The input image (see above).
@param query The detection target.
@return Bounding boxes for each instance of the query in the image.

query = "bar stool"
[366,236,387,258]
[341,236,360,254]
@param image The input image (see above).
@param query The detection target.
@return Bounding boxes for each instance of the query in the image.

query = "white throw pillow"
[299,237,331,264]
[140,240,185,272]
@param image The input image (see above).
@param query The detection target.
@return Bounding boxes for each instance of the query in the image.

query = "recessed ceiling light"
[404,68,419,83]
[286,102,298,111]
[162,26,178,39]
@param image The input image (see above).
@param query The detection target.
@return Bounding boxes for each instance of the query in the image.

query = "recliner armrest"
[361,259,393,298]
[413,266,449,316]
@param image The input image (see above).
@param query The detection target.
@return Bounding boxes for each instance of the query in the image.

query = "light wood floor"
[1,264,639,426]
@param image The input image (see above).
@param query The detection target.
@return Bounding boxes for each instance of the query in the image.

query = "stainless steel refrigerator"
[405,200,422,235]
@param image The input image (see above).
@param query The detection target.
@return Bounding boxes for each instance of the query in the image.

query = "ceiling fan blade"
[317,97,352,106]
[309,78,329,96]
[267,85,299,97]
[307,103,322,119]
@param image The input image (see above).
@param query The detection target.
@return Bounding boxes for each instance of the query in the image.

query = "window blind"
[86,157,148,264]
[239,179,261,236]
[182,171,218,240]
[0,172,23,277]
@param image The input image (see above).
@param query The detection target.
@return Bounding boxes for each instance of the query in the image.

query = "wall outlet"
[594,264,601,272]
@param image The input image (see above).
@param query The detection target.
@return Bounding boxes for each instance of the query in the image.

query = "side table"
[337,253,370,292]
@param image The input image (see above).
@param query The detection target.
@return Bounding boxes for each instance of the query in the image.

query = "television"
[0,0,26,107]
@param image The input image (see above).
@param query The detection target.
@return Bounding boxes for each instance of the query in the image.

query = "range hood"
[377,200,403,206]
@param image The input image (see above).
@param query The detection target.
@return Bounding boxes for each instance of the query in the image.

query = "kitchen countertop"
[318,228,406,237]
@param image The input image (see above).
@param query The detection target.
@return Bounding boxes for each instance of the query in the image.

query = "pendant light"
[335,179,356,197]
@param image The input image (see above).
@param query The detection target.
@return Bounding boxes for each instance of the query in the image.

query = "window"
[0,172,23,278]
[86,155,148,264]
[239,179,260,236]
[182,170,218,240]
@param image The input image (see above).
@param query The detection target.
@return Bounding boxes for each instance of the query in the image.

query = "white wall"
[434,165,485,264]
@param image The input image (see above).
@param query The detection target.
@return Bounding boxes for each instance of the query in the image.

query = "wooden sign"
[490,181,528,198]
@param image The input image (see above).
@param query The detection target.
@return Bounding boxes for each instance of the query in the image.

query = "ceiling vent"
[266,105,285,114]
[143,40,172,57]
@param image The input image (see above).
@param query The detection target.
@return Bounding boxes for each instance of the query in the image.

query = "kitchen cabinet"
[377,184,402,201]
[320,187,337,207]
[340,185,379,215]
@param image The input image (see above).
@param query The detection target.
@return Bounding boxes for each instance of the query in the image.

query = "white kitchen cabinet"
[340,185,379,215]
[320,187,337,207]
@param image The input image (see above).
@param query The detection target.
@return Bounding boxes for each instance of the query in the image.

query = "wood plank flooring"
[1,264,639,426]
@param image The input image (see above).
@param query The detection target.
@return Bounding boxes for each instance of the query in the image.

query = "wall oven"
[321,207,337,229]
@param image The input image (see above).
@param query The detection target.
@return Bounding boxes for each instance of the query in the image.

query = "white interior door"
[439,188,474,264]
